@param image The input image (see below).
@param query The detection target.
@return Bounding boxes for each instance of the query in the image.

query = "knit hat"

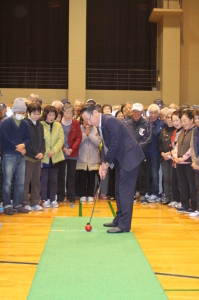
[166,108,176,116]
[12,98,27,113]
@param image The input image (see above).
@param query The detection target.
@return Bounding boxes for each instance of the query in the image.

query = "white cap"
[132,103,143,111]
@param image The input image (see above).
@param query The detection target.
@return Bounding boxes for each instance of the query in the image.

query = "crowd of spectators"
[0,93,199,218]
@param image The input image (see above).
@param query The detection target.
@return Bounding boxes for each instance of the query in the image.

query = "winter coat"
[41,121,65,164]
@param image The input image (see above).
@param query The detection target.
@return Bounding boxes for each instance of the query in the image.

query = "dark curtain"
[0,0,69,88]
[86,0,157,90]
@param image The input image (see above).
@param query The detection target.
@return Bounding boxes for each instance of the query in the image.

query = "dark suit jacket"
[100,114,145,171]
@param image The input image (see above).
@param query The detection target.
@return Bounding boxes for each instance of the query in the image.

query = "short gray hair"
[51,100,63,107]
[29,93,39,100]
[63,103,74,115]
[74,99,84,105]
[148,104,160,114]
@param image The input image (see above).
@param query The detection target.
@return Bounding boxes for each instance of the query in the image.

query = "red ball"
[85,223,92,232]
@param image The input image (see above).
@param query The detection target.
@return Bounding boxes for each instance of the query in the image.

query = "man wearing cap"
[125,103,153,204]
[0,98,31,215]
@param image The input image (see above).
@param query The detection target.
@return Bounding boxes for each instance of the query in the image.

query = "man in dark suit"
[81,104,144,233]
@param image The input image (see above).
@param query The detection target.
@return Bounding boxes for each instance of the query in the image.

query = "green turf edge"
[79,202,82,217]
[165,289,199,292]
[108,200,116,216]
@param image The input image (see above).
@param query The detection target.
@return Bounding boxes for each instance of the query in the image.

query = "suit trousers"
[113,162,139,231]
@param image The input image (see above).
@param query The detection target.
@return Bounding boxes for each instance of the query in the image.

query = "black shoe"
[4,207,13,215]
[162,197,171,204]
[14,206,29,213]
[184,208,195,214]
[103,221,117,227]
[107,227,129,233]
[140,195,148,204]
[57,199,65,203]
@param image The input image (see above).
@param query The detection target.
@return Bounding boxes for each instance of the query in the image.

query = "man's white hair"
[74,99,84,105]
[51,100,63,107]
[125,101,133,105]
[148,104,160,114]
[160,107,169,115]
[29,93,39,100]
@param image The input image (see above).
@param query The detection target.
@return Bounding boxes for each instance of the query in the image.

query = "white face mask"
[15,114,24,120]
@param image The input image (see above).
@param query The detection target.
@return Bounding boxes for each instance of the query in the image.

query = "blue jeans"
[146,155,160,196]
[2,154,25,208]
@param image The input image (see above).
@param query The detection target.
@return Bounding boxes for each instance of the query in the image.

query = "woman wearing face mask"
[173,109,197,214]
[158,109,176,204]
[22,103,45,211]
[41,105,65,208]
[169,110,183,208]
[77,118,101,202]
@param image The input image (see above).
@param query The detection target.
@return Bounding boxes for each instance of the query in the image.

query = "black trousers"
[137,158,147,196]
[176,164,197,209]
[195,171,199,211]
[57,159,76,202]
[171,167,180,203]
[113,162,139,231]
[78,169,96,197]
[41,168,58,202]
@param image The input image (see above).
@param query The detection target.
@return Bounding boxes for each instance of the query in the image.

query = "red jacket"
[67,119,82,157]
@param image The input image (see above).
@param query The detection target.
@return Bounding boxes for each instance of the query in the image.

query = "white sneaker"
[169,201,179,208]
[88,197,93,202]
[24,205,32,211]
[80,197,86,203]
[42,200,50,208]
[50,200,59,208]
[145,193,150,199]
[190,210,199,217]
[175,202,182,209]
[148,194,157,203]
[31,204,43,211]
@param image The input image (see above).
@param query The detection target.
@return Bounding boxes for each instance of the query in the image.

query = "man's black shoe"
[4,207,13,215]
[107,227,130,233]
[103,221,117,227]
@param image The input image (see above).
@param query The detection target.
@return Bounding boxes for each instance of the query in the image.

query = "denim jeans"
[146,155,160,196]
[2,154,25,208]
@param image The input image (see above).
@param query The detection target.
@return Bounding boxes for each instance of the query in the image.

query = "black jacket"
[125,117,153,155]
[158,126,175,157]
[24,118,45,159]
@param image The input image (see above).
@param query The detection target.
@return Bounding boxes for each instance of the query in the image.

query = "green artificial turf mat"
[28,217,168,300]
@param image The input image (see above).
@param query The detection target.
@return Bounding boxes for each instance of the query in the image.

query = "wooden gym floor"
[0,199,199,300]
